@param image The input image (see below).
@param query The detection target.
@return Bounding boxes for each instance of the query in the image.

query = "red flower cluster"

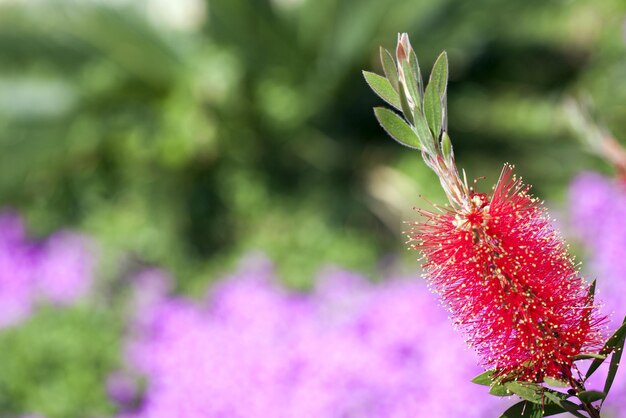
[408,165,606,382]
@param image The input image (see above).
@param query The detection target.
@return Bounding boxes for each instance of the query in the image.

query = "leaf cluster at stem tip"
[363,33,451,162]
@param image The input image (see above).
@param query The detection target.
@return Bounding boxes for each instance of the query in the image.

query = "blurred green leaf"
[0,306,120,418]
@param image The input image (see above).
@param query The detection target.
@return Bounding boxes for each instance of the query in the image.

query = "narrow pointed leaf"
[471,369,495,386]
[398,86,414,125]
[504,381,543,404]
[500,400,569,418]
[543,377,569,388]
[499,401,540,418]
[441,132,453,160]
[586,316,626,379]
[543,392,586,418]
[373,107,420,149]
[363,71,401,110]
[442,88,448,132]
[423,51,448,140]
[603,335,625,395]
[380,47,399,92]
[588,279,596,301]
[543,388,570,400]
[578,390,606,404]
[400,60,420,108]
[413,111,435,154]
[409,50,423,98]
[573,353,606,361]
[489,383,511,397]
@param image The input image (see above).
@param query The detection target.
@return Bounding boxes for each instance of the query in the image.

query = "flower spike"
[365,34,610,417]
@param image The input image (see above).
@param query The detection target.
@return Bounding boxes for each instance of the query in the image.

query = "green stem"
[569,377,602,418]
[581,401,601,418]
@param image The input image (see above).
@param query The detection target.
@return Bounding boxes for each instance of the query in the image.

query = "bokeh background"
[1,0,626,417]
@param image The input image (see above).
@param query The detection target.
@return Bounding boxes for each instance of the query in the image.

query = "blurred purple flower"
[36,232,97,304]
[119,255,507,418]
[128,268,173,330]
[0,210,96,328]
[569,172,626,414]
[569,173,626,328]
[108,371,138,408]
[0,212,37,327]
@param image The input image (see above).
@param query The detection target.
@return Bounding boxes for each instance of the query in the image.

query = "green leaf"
[532,403,571,417]
[543,377,569,388]
[543,388,570,400]
[499,400,569,418]
[362,71,401,110]
[489,383,511,397]
[499,401,540,418]
[603,334,625,395]
[471,369,495,386]
[573,353,607,361]
[398,85,414,125]
[409,50,423,98]
[423,51,448,140]
[588,279,596,302]
[441,132,453,160]
[543,392,586,418]
[578,390,606,404]
[373,107,420,149]
[505,381,543,404]
[586,315,626,379]
[400,60,420,109]
[380,47,399,92]
[413,111,435,154]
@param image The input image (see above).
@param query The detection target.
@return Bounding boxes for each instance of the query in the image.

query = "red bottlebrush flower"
[408,165,606,382]
[365,34,610,397]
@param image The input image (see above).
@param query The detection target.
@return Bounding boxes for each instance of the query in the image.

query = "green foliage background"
[0,0,626,416]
